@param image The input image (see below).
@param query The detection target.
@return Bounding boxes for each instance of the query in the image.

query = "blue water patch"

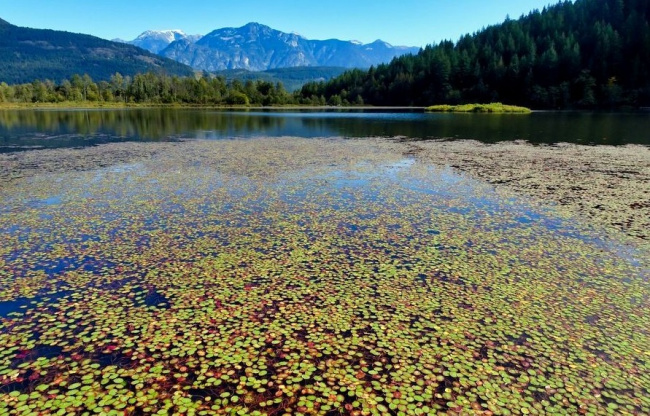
[0,291,71,318]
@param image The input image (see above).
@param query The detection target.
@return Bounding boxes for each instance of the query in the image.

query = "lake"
[1,108,649,152]
[0,110,648,415]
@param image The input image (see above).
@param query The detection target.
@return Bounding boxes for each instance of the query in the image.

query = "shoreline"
[1,137,648,247]
[0,103,425,111]
[1,103,648,113]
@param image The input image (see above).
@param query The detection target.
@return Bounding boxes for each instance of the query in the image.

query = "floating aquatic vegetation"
[425,103,532,113]
[0,138,648,415]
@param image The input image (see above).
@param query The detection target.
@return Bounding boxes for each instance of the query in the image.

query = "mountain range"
[115,30,202,54]
[121,23,420,72]
[0,18,193,84]
[0,19,418,85]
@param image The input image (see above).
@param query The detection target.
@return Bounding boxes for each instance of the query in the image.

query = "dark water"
[0,108,648,152]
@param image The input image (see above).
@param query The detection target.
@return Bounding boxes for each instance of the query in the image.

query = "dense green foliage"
[214,67,349,92]
[0,72,294,106]
[299,0,650,108]
[0,20,193,84]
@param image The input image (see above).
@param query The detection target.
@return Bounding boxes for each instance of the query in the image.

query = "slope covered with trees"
[0,72,294,106]
[298,0,650,108]
[214,67,349,92]
[0,19,193,84]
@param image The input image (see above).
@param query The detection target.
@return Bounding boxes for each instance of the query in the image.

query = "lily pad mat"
[0,138,648,415]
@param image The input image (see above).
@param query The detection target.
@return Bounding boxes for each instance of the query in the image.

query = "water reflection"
[0,108,648,152]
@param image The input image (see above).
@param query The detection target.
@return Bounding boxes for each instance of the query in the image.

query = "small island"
[425,102,532,113]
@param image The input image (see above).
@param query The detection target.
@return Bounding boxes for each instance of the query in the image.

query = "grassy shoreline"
[426,102,532,113]
[0,102,277,110]
[0,102,423,111]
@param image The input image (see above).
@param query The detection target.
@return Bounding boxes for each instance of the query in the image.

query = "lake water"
[0,111,649,414]
[0,108,649,152]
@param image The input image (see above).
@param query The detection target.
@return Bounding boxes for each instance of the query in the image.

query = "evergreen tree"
[299,0,650,108]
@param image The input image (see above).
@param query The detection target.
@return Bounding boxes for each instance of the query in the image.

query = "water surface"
[1,108,648,152]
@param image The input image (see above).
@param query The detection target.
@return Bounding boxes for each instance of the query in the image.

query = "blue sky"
[2,0,561,47]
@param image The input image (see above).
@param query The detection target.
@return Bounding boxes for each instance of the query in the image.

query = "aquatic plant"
[425,103,532,113]
[0,139,647,415]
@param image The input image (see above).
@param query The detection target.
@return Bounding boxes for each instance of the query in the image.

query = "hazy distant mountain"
[214,66,350,91]
[0,19,194,84]
[158,23,420,71]
[120,30,203,54]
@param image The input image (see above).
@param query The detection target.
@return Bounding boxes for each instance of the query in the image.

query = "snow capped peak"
[128,30,202,54]
[136,30,187,43]
[124,22,418,70]
[144,29,185,35]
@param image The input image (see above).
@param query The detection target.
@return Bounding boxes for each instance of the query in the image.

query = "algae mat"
[0,138,648,415]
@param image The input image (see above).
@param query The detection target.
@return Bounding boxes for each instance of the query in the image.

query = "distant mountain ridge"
[124,30,203,54]
[122,23,420,71]
[0,19,194,84]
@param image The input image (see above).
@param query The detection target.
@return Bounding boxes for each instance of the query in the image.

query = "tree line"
[0,72,295,106]
[298,0,650,109]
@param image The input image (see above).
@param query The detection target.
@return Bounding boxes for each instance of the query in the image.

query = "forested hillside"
[214,67,349,92]
[0,72,294,106]
[0,19,193,84]
[298,0,650,108]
